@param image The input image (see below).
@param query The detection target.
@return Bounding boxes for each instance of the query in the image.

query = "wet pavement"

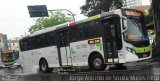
[0,59,160,81]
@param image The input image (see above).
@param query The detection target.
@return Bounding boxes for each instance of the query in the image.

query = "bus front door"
[57,30,72,67]
[103,17,119,64]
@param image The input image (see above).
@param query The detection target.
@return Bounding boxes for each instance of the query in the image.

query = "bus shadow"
[109,65,127,70]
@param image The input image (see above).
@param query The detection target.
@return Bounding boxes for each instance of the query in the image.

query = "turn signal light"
[88,40,95,44]
[95,39,100,43]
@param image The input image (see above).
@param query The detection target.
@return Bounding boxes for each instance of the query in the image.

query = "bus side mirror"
[121,17,128,33]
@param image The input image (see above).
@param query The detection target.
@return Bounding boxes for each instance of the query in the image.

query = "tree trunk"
[152,0,160,58]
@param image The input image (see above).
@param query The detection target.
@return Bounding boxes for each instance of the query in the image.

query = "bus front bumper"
[125,52,152,63]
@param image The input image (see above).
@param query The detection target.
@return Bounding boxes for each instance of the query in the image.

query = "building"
[131,5,151,15]
[123,0,142,8]
[8,37,20,51]
[0,33,8,52]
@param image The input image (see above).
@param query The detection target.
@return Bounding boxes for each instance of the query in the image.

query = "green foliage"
[80,0,123,17]
[28,12,72,34]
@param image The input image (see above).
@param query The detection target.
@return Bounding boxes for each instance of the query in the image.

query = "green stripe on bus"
[96,43,102,50]
[70,48,76,54]
[3,62,14,65]
[132,46,151,53]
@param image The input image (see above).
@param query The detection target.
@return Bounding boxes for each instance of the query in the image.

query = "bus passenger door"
[57,30,72,67]
[102,16,120,64]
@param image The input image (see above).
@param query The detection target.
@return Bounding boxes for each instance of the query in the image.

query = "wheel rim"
[93,58,102,69]
[41,61,47,71]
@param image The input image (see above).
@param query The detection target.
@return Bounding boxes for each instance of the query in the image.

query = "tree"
[28,11,72,34]
[145,8,153,24]
[151,0,160,56]
[80,0,123,17]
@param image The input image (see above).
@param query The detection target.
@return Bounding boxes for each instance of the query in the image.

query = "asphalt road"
[0,59,160,81]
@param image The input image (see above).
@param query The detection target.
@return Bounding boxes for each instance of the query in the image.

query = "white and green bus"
[19,9,152,73]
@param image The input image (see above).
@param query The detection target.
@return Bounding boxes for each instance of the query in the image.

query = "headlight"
[127,47,131,52]
[126,47,136,54]
[131,50,136,54]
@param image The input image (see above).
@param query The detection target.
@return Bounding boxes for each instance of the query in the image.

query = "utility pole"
[48,9,75,22]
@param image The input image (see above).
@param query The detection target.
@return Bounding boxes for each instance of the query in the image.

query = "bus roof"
[21,9,126,39]
[30,22,69,36]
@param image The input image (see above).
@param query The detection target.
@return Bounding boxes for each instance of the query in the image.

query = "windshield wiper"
[131,19,139,27]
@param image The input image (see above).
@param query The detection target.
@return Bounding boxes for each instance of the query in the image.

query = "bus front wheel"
[39,59,53,73]
[90,54,106,71]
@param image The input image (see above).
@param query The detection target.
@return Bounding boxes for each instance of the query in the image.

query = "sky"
[0,0,151,39]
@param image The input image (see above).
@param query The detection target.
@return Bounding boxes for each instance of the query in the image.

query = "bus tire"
[39,59,53,73]
[90,54,106,71]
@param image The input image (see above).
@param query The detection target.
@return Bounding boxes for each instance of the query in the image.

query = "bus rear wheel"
[90,54,106,71]
[39,59,53,73]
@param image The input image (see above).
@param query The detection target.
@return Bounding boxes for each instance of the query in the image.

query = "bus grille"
[136,52,150,58]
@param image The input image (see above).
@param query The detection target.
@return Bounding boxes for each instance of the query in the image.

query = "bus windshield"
[124,17,147,42]
[2,52,15,62]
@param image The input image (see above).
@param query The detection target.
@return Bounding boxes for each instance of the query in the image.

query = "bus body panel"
[70,37,104,66]
[20,46,59,70]
[122,41,152,62]
[60,46,72,66]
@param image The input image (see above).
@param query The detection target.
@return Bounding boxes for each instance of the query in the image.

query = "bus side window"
[20,38,28,51]
[84,24,90,39]
[77,26,85,41]
[46,32,55,46]
[58,30,69,47]
[70,26,84,42]
[36,35,46,48]
[84,21,102,39]
[59,33,64,47]
[28,37,36,50]
[70,27,76,42]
